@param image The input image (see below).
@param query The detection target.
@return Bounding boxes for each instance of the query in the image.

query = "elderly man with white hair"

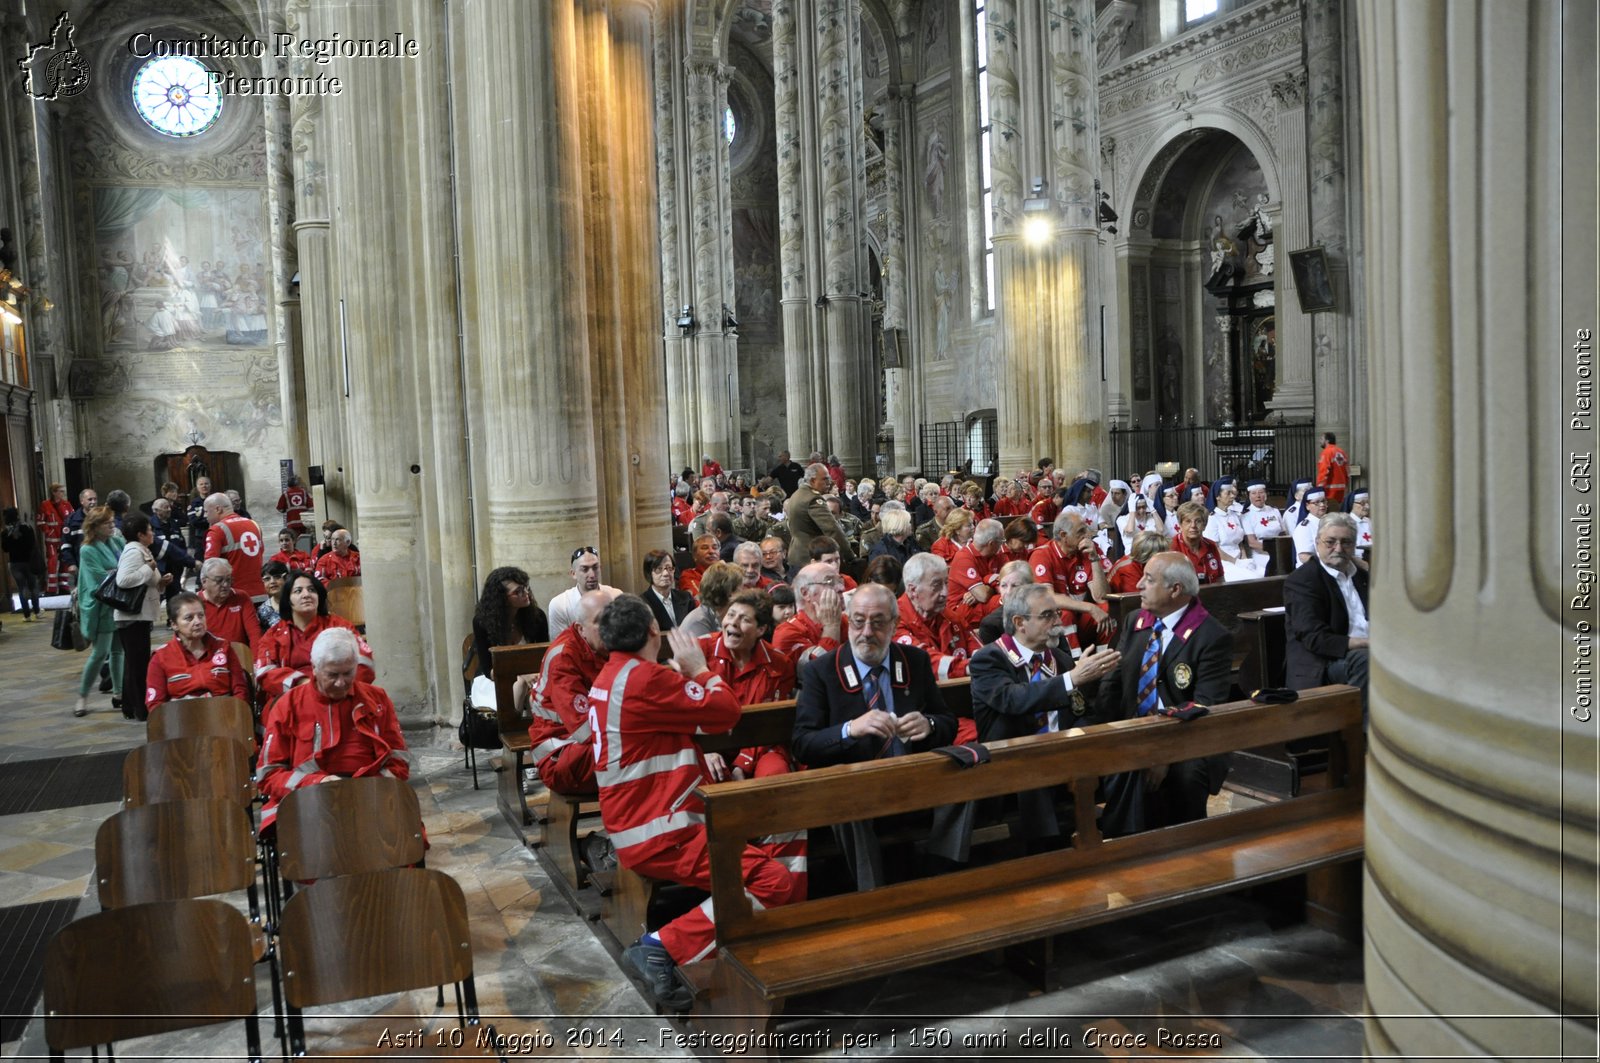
[203,491,267,601]
[733,540,774,589]
[783,462,854,570]
[198,556,262,647]
[312,527,362,583]
[946,518,1007,630]
[255,626,409,832]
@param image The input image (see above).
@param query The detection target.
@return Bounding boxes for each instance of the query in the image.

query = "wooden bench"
[488,643,551,845]
[1106,576,1286,696]
[690,686,1364,1035]
[601,678,974,948]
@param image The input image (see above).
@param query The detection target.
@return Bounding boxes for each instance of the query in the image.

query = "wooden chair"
[122,734,255,810]
[146,696,255,746]
[274,775,425,894]
[459,633,497,789]
[489,642,551,844]
[93,797,284,1053]
[231,640,260,716]
[278,868,499,1059]
[44,898,264,1062]
[325,576,364,629]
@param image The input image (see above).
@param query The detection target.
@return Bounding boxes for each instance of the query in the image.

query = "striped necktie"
[1136,619,1165,717]
[866,666,905,757]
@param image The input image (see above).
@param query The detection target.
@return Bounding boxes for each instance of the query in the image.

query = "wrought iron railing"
[1108,422,1317,493]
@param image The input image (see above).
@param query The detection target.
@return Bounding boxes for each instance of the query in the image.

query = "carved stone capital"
[1271,70,1307,110]
[685,55,730,85]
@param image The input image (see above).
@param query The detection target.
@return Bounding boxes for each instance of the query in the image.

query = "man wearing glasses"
[1283,511,1370,707]
[197,557,263,647]
[547,547,620,638]
[792,584,962,888]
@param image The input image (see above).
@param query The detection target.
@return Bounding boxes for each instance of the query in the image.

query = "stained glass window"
[724,106,736,145]
[132,56,222,138]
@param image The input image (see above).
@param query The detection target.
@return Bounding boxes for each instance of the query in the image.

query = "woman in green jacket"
[74,506,126,717]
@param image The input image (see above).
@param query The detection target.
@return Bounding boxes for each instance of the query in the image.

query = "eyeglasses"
[505,583,531,597]
[203,576,233,586]
[570,547,597,563]
[847,614,894,630]
[1024,609,1062,620]
[1318,537,1355,549]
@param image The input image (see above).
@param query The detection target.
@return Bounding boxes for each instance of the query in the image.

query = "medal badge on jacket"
[1174,663,1193,691]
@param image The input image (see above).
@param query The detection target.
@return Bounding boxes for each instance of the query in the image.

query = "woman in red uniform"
[697,589,796,781]
[254,572,374,699]
[145,592,250,713]
[1170,500,1225,585]
[268,528,312,571]
[1107,530,1171,594]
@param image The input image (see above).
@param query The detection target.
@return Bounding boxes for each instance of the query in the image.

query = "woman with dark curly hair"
[471,566,549,680]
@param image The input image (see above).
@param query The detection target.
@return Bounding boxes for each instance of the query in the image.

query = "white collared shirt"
[1318,560,1370,639]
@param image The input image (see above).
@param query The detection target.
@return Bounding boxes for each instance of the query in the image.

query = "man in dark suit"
[970,582,1121,845]
[793,583,961,887]
[1283,511,1370,703]
[1094,551,1233,837]
[784,462,855,570]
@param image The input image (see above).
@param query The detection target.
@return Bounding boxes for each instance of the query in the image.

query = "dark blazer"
[642,586,696,633]
[784,483,854,568]
[792,642,956,767]
[1094,600,1232,721]
[1283,560,1369,689]
[969,638,1087,742]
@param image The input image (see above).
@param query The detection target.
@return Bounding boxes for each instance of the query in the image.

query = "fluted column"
[684,54,740,466]
[884,85,916,472]
[991,0,1103,471]
[261,1,306,470]
[654,5,692,471]
[1357,0,1596,1058]
[1265,71,1315,420]
[452,0,600,597]
[774,0,820,454]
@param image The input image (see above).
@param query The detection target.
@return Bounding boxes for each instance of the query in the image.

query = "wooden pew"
[488,643,551,845]
[1264,535,1297,576]
[1230,607,1331,801]
[602,678,975,948]
[691,686,1364,1036]
[1105,576,1286,695]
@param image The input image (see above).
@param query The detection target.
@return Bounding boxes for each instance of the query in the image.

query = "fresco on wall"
[94,187,269,352]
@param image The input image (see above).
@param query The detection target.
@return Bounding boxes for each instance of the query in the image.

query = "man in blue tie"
[792,583,961,888]
[1092,551,1232,836]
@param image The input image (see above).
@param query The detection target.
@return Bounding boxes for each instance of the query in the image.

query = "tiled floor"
[0,603,1366,1060]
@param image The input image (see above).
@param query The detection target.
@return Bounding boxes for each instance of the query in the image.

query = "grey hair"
[200,557,233,581]
[733,541,763,564]
[879,509,913,538]
[972,518,1005,548]
[1002,582,1056,635]
[1319,512,1358,537]
[901,551,946,588]
[804,462,829,481]
[1147,552,1200,598]
[998,559,1034,584]
[310,626,361,669]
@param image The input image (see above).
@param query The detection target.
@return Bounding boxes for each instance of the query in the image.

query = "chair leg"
[453,980,465,1023]
[244,1012,262,1063]
[266,944,286,1040]
[462,975,482,1023]
[287,1006,306,1057]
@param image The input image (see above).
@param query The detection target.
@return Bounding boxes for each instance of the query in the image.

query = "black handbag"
[457,708,502,751]
[51,608,86,651]
[92,568,147,614]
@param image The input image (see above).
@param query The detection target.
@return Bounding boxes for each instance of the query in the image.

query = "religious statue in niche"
[1235,193,1275,277]
[1205,214,1240,290]
[923,127,949,218]
[1155,326,1183,420]
[1249,316,1277,420]
[931,256,956,360]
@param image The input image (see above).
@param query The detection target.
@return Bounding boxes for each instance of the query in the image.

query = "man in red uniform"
[198,558,263,647]
[37,483,72,594]
[203,493,267,601]
[946,518,1006,630]
[275,476,314,540]
[145,592,250,713]
[772,562,844,664]
[678,534,718,596]
[1315,431,1351,505]
[255,627,409,832]
[590,595,796,1011]
[528,589,613,796]
[312,529,362,583]
[895,553,982,742]
[1027,513,1112,655]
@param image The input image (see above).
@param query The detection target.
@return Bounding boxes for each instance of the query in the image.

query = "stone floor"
[0,600,1366,1060]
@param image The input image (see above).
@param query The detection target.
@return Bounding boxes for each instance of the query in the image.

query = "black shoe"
[623,939,694,1012]
[98,676,113,693]
[580,833,618,874]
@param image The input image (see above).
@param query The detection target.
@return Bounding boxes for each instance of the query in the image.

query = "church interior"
[0,0,1594,1058]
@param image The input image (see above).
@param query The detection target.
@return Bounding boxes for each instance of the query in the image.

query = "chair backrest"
[94,798,257,908]
[275,775,425,882]
[44,898,257,1051]
[489,642,551,730]
[460,633,478,699]
[277,867,473,1009]
[231,640,258,705]
[122,735,255,809]
[146,696,255,745]
[325,577,364,627]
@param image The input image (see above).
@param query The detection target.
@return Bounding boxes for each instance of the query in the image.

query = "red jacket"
[313,550,361,583]
[1172,535,1225,585]
[270,549,313,571]
[254,614,374,698]
[893,593,980,680]
[931,537,960,562]
[255,679,409,831]
[1316,443,1350,502]
[701,460,724,480]
[276,487,313,530]
[700,634,796,776]
[1108,557,1145,594]
[993,496,1029,519]
[205,514,266,599]
[528,626,607,768]
[204,590,263,648]
[589,653,740,865]
[1029,498,1060,527]
[1029,540,1097,600]
[772,610,840,665]
[36,498,70,541]
[679,565,706,596]
[946,543,1004,629]
[671,497,694,526]
[146,633,248,711]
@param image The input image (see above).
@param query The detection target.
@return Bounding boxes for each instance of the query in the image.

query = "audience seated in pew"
[145,591,251,714]
[548,548,621,639]
[1284,512,1370,717]
[976,560,1037,645]
[590,595,798,1013]
[772,562,845,664]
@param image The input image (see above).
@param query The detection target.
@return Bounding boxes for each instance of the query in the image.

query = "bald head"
[202,492,233,520]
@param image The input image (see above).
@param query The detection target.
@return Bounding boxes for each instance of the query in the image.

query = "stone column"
[1305,0,1354,445]
[683,54,740,467]
[1356,0,1597,1058]
[1265,71,1315,420]
[451,0,600,593]
[774,0,823,454]
[260,0,307,469]
[654,5,693,472]
[884,85,916,473]
[991,0,1103,471]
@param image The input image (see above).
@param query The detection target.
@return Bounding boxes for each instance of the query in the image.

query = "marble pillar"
[1304,0,1356,445]
[1356,0,1597,1057]
[1265,71,1315,420]
[990,0,1103,472]
[884,85,917,473]
[684,54,740,468]
[260,1,308,470]
[773,0,823,454]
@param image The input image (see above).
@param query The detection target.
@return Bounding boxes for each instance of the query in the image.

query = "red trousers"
[535,743,595,796]
[628,831,796,966]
